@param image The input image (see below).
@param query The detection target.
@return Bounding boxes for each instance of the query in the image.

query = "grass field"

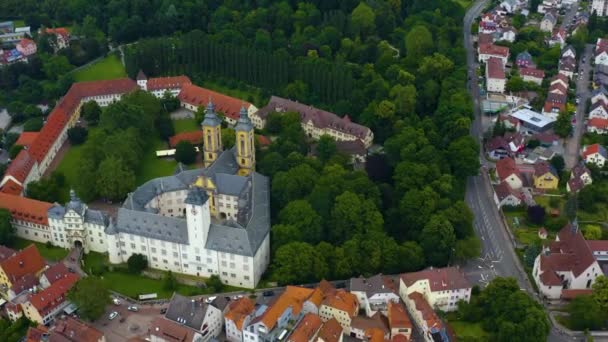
[449,321,489,341]
[197,79,264,107]
[11,238,68,261]
[173,119,199,133]
[55,142,85,203]
[73,54,126,82]
[135,137,178,185]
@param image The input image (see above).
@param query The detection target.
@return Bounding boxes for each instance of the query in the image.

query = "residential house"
[533,222,604,299]
[26,316,105,342]
[21,273,79,324]
[594,64,608,88]
[520,68,545,85]
[549,29,567,48]
[567,164,592,193]
[486,136,510,159]
[587,118,608,134]
[44,28,70,51]
[349,274,399,317]
[582,143,608,167]
[39,262,70,289]
[494,181,523,208]
[596,38,608,65]
[387,301,412,341]
[316,319,343,342]
[592,0,608,16]
[319,290,358,331]
[287,313,322,342]
[495,157,523,189]
[562,45,577,59]
[501,0,522,13]
[540,12,557,32]
[136,71,192,98]
[148,317,202,342]
[558,56,577,79]
[0,244,45,289]
[533,161,559,190]
[591,86,608,106]
[500,27,517,43]
[498,115,522,131]
[543,92,567,118]
[403,292,448,342]
[398,267,472,313]
[551,73,569,90]
[516,51,535,68]
[589,101,608,119]
[164,294,223,341]
[225,297,256,342]
[486,57,506,93]
[349,312,389,340]
[586,240,608,275]
[8,273,38,300]
[478,33,494,46]
[16,38,36,56]
[478,44,510,64]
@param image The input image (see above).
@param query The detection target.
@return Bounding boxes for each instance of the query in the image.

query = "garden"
[11,238,68,261]
[73,53,127,82]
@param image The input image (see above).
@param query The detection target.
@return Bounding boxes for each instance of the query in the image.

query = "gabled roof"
[494,181,520,201]
[149,317,195,342]
[136,70,147,81]
[52,317,104,342]
[317,318,343,342]
[287,313,322,342]
[29,273,79,315]
[479,43,510,57]
[0,193,52,225]
[583,143,608,159]
[587,118,608,130]
[224,297,255,330]
[567,177,584,192]
[44,27,69,39]
[5,149,36,183]
[321,290,358,317]
[15,132,39,148]
[177,84,252,121]
[486,57,505,79]
[0,244,46,283]
[387,301,412,330]
[533,161,557,177]
[407,292,443,332]
[169,131,204,148]
[587,240,608,253]
[253,286,314,331]
[165,293,211,330]
[351,312,389,335]
[350,274,396,298]
[0,179,23,195]
[400,267,471,292]
[520,67,545,79]
[147,76,192,91]
[495,157,519,181]
[42,262,70,285]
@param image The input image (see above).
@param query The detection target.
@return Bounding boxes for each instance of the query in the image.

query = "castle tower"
[202,101,223,167]
[185,187,211,253]
[136,70,147,91]
[235,106,255,176]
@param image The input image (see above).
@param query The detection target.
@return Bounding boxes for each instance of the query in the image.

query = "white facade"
[350,290,399,318]
[592,0,607,16]
[596,51,608,65]
[226,315,253,342]
[398,278,471,313]
[584,152,607,167]
[493,192,522,208]
[589,105,608,119]
[533,256,602,299]
[487,76,506,93]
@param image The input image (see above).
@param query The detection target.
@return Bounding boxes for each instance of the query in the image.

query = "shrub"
[67,126,88,145]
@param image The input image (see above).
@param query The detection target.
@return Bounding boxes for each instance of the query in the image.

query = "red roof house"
[0,244,46,286]
[178,84,252,122]
[168,131,204,148]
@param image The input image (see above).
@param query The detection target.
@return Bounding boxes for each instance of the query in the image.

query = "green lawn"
[449,321,489,341]
[173,119,199,133]
[13,20,25,27]
[99,271,205,299]
[73,54,126,82]
[11,238,69,261]
[135,137,178,185]
[514,228,542,246]
[55,142,85,203]
[197,79,264,107]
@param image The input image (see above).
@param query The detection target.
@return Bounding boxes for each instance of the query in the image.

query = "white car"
[108,311,118,320]
[112,298,121,305]
[128,305,138,312]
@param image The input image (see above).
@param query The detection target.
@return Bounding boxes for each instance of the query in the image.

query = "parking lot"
[92,300,167,342]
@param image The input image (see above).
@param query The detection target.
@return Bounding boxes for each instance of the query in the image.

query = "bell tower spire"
[201,100,223,167]
[234,106,255,175]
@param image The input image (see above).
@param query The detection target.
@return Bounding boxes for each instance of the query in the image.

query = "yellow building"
[533,161,559,190]
[235,107,256,176]
[202,102,223,168]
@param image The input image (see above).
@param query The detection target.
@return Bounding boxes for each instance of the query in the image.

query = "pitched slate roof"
[177,84,252,121]
[350,274,396,298]
[165,293,210,330]
[400,267,471,292]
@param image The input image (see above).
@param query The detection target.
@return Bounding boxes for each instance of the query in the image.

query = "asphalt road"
[462,2,581,341]
[564,44,594,169]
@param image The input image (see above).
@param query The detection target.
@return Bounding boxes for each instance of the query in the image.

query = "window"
[174,262,179,266]
[243,264,249,271]
[173,252,178,258]
[207,258,212,263]
[183,254,188,259]
[222,272,228,276]
[221,261,227,267]
[131,243,136,249]
[230,262,235,268]
[161,249,167,256]
[152,257,158,262]
[184,264,188,268]
[141,246,146,251]
[196,256,201,261]
[245,276,250,280]
[120,242,126,246]
[163,259,168,264]
[231,273,236,278]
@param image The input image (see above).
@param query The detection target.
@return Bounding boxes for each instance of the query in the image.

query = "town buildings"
[533,161,559,190]
[225,297,256,342]
[164,293,224,341]
[520,68,545,85]
[26,316,105,342]
[495,157,524,189]
[486,57,506,93]
[349,274,399,317]
[398,267,472,313]
[582,143,608,167]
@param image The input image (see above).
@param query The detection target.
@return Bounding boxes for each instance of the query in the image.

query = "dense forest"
[1,0,480,283]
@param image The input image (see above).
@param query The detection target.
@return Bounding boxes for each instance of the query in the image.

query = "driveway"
[63,247,86,277]
[93,302,166,342]
[564,44,594,169]
[170,108,194,120]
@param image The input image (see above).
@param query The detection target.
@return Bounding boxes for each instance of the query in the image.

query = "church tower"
[136,70,147,91]
[235,106,255,176]
[202,101,223,167]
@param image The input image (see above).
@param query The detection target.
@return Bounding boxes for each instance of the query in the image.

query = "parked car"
[108,311,118,320]
[128,305,138,312]
[112,298,121,305]
[262,291,275,297]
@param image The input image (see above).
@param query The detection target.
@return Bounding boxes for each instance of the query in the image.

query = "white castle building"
[1,102,270,289]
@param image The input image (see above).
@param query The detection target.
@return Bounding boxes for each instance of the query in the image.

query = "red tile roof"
[582,143,606,160]
[45,28,69,39]
[288,313,322,342]
[587,240,608,252]
[42,262,70,285]
[549,82,567,95]
[169,131,204,148]
[19,38,35,48]
[561,289,594,300]
[317,318,343,342]
[178,84,251,121]
[0,245,15,262]
[321,290,358,317]
[256,135,272,147]
[29,273,79,315]
[0,193,52,225]
[52,317,104,342]
[147,76,191,91]
[588,118,608,130]
[478,33,494,45]
[407,292,442,332]
[0,179,23,195]
[26,326,48,342]
[149,317,195,342]
[253,286,314,330]
[5,149,36,184]
[494,181,520,201]
[15,132,39,148]
[225,297,255,330]
[495,157,519,181]
[551,73,569,86]
[0,244,46,284]
[486,57,505,79]
[400,267,470,292]
[479,43,510,58]
[520,67,545,79]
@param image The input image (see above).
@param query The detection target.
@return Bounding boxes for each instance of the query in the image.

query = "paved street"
[559,3,578,32]
[564,44,594,169]
[93,301,164,341]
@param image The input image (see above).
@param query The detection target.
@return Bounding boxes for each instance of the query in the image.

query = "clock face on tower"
[191,208,197,215]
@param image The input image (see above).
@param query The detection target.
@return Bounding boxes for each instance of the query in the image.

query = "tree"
[42,55,73,80]
[157,115,174,140]
[23,117,43,132]
[96,156,136,201]
[554,111,572,138]
[67,126,88,145]
[420,214,456,266]
[272,242,328,285]
[81,101,101,125]
[506,75,526,92]
[221,128,236,149]
[9,145,24,159]
[400,241,426,272]
[405,25,433,62]
[550,155,565,175]
[329,191,383,244]
[527,205,546,225]
[206,274,224,293]
[127,253,147,274]
[163,271,177,291]
[68,277,109,320]
[448,136,480,178]
[350,2,376,37]
[278,200,323,244]
[174,141,196,164]
[592,275,608,310]
[584,225,602,240]
[0,209,14,245]
[160,91,180,112]
[567,295,605,331]
[316,135,336,164]
[454,236,481,261]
